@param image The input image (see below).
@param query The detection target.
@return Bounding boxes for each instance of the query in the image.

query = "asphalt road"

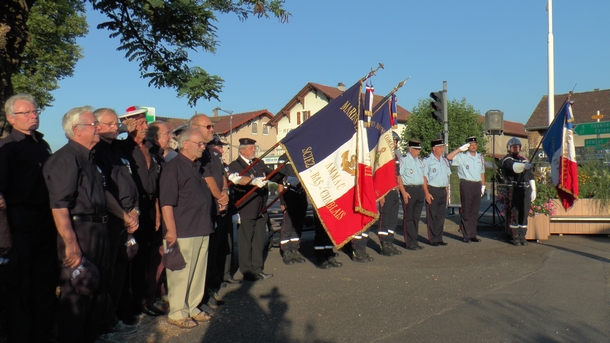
[128,198,610,343]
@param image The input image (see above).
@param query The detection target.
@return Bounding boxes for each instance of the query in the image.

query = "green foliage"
[403,97,486,156]
[577,151,610,209]
[12,0,88,110]
[90,0,290,106]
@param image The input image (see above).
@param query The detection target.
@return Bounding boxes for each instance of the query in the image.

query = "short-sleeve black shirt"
[43,140,107,215]
[94,139,138,210]
[159,153,213,238]
[114,137,160,197]
[0,130,52,206]
[201,145,225,214]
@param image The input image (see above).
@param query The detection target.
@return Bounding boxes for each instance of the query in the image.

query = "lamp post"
[213,107,234,161]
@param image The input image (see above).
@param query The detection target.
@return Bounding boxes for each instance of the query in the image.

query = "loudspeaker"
[485,110,504,135]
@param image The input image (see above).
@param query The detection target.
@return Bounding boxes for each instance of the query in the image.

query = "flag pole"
[227,141,281,187]
[261,188,288,214]
[234,162,287,207]
[371,77,411,114]
[360,63,384,83]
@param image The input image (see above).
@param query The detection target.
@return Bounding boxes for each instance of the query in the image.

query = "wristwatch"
[133,207,141,216]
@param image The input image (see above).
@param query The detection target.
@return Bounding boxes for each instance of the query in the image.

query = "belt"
[404,184,423,187]
[429,186,447,189]
[460,179,481,183]
[71,215,108,224]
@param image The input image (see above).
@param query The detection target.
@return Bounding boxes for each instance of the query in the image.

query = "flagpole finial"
[362,63,385,81]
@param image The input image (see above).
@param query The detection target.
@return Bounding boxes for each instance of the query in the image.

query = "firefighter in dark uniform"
[502,137,535,246]
[376,131,403,256]
[115,107,163,320]
[423,138,452,246]
[0,94,58,343]
[228,138,284,281]
[312,212,342,269]
[447,136,486,243]
[92,108,140,336]
[397,140,425,250]
[277,153,307,265]
[43,106,110,343]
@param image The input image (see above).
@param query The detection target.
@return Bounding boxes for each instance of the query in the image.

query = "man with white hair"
[43,106,110,342]
[0,94,57,342]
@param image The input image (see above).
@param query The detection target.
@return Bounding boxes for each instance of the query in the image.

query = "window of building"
[302,110,310,122]
[251,122,258,134]
[262,123,269,135]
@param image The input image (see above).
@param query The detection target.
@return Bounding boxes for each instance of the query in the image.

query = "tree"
[0,0,290,134]
[403,97,487,156]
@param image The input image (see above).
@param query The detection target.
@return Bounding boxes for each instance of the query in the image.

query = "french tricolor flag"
[281,81,378,248]
[542,100,579,210]
[367,95,398,199]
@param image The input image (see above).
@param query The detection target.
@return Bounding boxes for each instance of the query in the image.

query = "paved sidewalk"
[129,200,610,343]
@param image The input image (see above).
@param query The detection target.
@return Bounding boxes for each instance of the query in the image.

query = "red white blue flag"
[542,100,578,210]
[367,96,398,199]
[281,81,378,248]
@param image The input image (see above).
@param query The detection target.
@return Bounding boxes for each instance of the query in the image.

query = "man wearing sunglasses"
[0,94,57,342]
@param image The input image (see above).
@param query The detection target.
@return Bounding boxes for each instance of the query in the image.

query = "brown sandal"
[167,317,198,329]
[191,311,212,323]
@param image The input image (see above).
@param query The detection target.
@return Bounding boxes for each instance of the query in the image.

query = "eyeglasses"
[187,140,205,148]
[100,122,121,128]
[13,109,41,116]
[193,124,214,130]
[75,122,100,128]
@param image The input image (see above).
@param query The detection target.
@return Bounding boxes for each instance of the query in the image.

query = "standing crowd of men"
[0,93,536,342]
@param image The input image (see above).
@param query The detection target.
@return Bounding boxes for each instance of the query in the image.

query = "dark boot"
[520,229,528,246]
[353,246,374,263]
[379,242,394,256]
[326,256,342,268]
[292,250,306,263]
[282,250,296,265]
[315,259,331,269]
[388,242,402,255]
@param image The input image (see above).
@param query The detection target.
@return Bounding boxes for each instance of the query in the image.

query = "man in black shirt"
[160,128,214,328]
[43,106,110,343]
[229,138,284,281]
[0,94,58,343]
[93,108,140,336]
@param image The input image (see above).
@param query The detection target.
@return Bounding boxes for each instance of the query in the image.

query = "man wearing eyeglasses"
[92,108,141,338]
[114,107,163,321]
[43,106,110,342]
[159,128,214,328]
[0,94,58,342]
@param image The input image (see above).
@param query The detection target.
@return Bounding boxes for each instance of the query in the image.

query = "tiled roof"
[158,109,274,136]
[269,82,411,126]
[525,89,610,130]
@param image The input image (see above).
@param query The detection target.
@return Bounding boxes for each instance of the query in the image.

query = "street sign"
[574,121,610,135]
[584,138,610,149]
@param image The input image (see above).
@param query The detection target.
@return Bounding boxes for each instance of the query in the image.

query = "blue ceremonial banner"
[281,81,378,248]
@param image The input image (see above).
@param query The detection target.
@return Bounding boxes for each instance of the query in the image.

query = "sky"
[38,0,610,151]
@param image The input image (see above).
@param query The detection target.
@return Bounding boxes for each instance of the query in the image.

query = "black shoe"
[380,242,394,256]
[430,242,439,247]
[352,248,374,262]
[326,257,342,268]
[316,260,331,269]
[438,241,448,246]
[406,246,419,250]
[463,239,471,243]
[242,273,259,282]
[283,255,295,265]
[389,244,402,255]
[223,277,242,285]
[470,237,481,242]
[142,303,165,316]
[256,272,273,280]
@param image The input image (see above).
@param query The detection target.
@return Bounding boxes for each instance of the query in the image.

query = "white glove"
[285,176,300,186]
[459,143,470,152]
[481,185,486,198]
[228,173,242,184]
[524,162,532,170]
[530,180,537,202]
[251,177,268,188]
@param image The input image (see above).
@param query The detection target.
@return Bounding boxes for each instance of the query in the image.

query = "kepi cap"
[67,257,100,296]
[408,140,422,149]
[465,136,477,144]
[119,106,147,122]
[162,242,186,271]
[431,138,444,148]
[239,138,256,145]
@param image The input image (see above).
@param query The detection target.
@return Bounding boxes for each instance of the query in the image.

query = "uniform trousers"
[281,190,307,251]
[426,186,447,244]
[206,214,231,292]
[459,180,481,239]
[402,185,424,248]
[56,221,109,343]
[313,216,334,262]
[378,189,399,243]
[238,214,268,276]
[165,236,209,321]
[5,206,58,343]
[508,185,532,234]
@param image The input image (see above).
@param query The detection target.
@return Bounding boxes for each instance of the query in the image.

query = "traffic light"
[430,91,444,123]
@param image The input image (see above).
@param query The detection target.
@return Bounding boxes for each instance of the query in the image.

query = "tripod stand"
[478,133,504,226]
